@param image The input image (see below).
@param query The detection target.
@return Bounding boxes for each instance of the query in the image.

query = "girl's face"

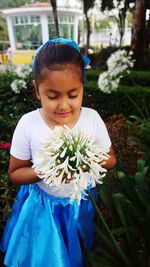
[34,65,84,128]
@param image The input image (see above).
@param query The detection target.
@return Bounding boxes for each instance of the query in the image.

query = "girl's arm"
[102,145,116,170]
[8,156,40,185]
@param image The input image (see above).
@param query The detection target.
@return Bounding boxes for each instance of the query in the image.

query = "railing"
[0,50,36,65]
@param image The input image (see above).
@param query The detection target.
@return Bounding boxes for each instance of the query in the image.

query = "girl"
[0,38,116,267]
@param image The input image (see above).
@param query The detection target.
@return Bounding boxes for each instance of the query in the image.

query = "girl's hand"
[65,178,71,184]
[8,156,40,185]
[101,146,116,170]
[65,172,71,183]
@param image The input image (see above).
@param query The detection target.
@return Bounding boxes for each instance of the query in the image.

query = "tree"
[0,0,31,8]
[116,1,131,46]
[82,0,95,52]
[100,0,150,69]
[101,0,131,46]
[131,0,147,69]
[0,17,8,41]
[50,0,59,38]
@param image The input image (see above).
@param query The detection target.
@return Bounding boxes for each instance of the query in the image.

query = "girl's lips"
[56,112,71,117]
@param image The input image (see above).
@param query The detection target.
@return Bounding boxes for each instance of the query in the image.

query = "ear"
[32,80,40,101]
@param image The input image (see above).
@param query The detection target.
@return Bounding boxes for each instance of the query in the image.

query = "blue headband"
[32,38,91,71]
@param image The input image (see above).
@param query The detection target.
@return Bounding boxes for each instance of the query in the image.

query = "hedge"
[86,70,150,87]
[84,82,150,118]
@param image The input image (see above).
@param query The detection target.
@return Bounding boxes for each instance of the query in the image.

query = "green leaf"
[88,190,131,267]
[118,171,146,214]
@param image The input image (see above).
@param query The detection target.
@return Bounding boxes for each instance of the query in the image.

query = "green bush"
[89,159,150,267]
[88,47,150,71]
[89,46,118,70]
[84,82,150,118]
[0,148,18,232]
[0,67,39,141]
[86,70,150,87]
[132,119,150,166]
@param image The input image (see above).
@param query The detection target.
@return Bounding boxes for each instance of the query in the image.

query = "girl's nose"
[58,97,69,111]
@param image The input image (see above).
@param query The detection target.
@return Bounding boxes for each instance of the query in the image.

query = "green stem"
[124,92,146,119]
[88,190,131,267]
[128,74,149,119]
[141,95,149,119]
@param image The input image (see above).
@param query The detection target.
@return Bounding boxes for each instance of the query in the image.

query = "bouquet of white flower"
[33,126,109,203]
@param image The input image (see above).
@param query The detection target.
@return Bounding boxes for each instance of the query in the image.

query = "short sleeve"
[94,111,111,150]
[10,116,31,160]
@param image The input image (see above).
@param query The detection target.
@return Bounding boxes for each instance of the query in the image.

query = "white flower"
[107,50,133,72]
[98,71,120,94]
[16,65,32,79]
[10,79,27,94]
[98,49,134,94]
[33,126,109,204]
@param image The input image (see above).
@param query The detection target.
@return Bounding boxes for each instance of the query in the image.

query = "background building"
[0,1,82,64]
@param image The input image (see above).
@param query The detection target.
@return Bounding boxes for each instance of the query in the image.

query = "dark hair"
[33,43,84,83]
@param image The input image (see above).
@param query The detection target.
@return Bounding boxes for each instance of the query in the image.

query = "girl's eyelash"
[47,95,77,99]
[69,95,77,98]
[47,96,57,99]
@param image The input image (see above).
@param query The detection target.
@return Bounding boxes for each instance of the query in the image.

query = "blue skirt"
[0,184,97,267]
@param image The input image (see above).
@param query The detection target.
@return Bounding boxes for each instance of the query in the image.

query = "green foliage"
[0,0,31,8]
[0,0,77,9]
[89,47,150,71]
[94,19,111,31]
[101,0,115,11]
[131,119,150,166]
[83,0,95,13]
[86,70,150,87]
[0,148,18,232]
[89,159,150,267]
[0,66,39,230]
[89,47,118,70]
[84,82,150,118]
[0,17,8,41]
[84,69,150,119]
[0,67,149,137]
[0,66,39,141]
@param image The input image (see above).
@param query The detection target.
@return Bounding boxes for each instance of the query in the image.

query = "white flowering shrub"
[33,126,109,203]
[10,65,32,94]
[15,65,32,79]
[98,71,121,94]
[98,49,134,94]
[10,79,27,94]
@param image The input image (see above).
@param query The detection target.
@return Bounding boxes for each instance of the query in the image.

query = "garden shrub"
[89,47,150,71]
[0,146,18,233]
[86,70,150,87]
[84,82,150,118]
[0,67,39,141]
[89,159,150,267]
[89,46,118,70]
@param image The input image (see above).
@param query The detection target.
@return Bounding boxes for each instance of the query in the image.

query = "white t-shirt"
[10,107,111,197]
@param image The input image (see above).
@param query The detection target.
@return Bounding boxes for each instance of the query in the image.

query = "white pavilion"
[0,1,82,64]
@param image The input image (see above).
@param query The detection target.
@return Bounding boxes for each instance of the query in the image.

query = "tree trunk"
[118,12,125,46]
[50,0,59,38]
[85,12,91,53]
[83,0,95,54]
[131,0,146,70]
[118,1,129,47]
